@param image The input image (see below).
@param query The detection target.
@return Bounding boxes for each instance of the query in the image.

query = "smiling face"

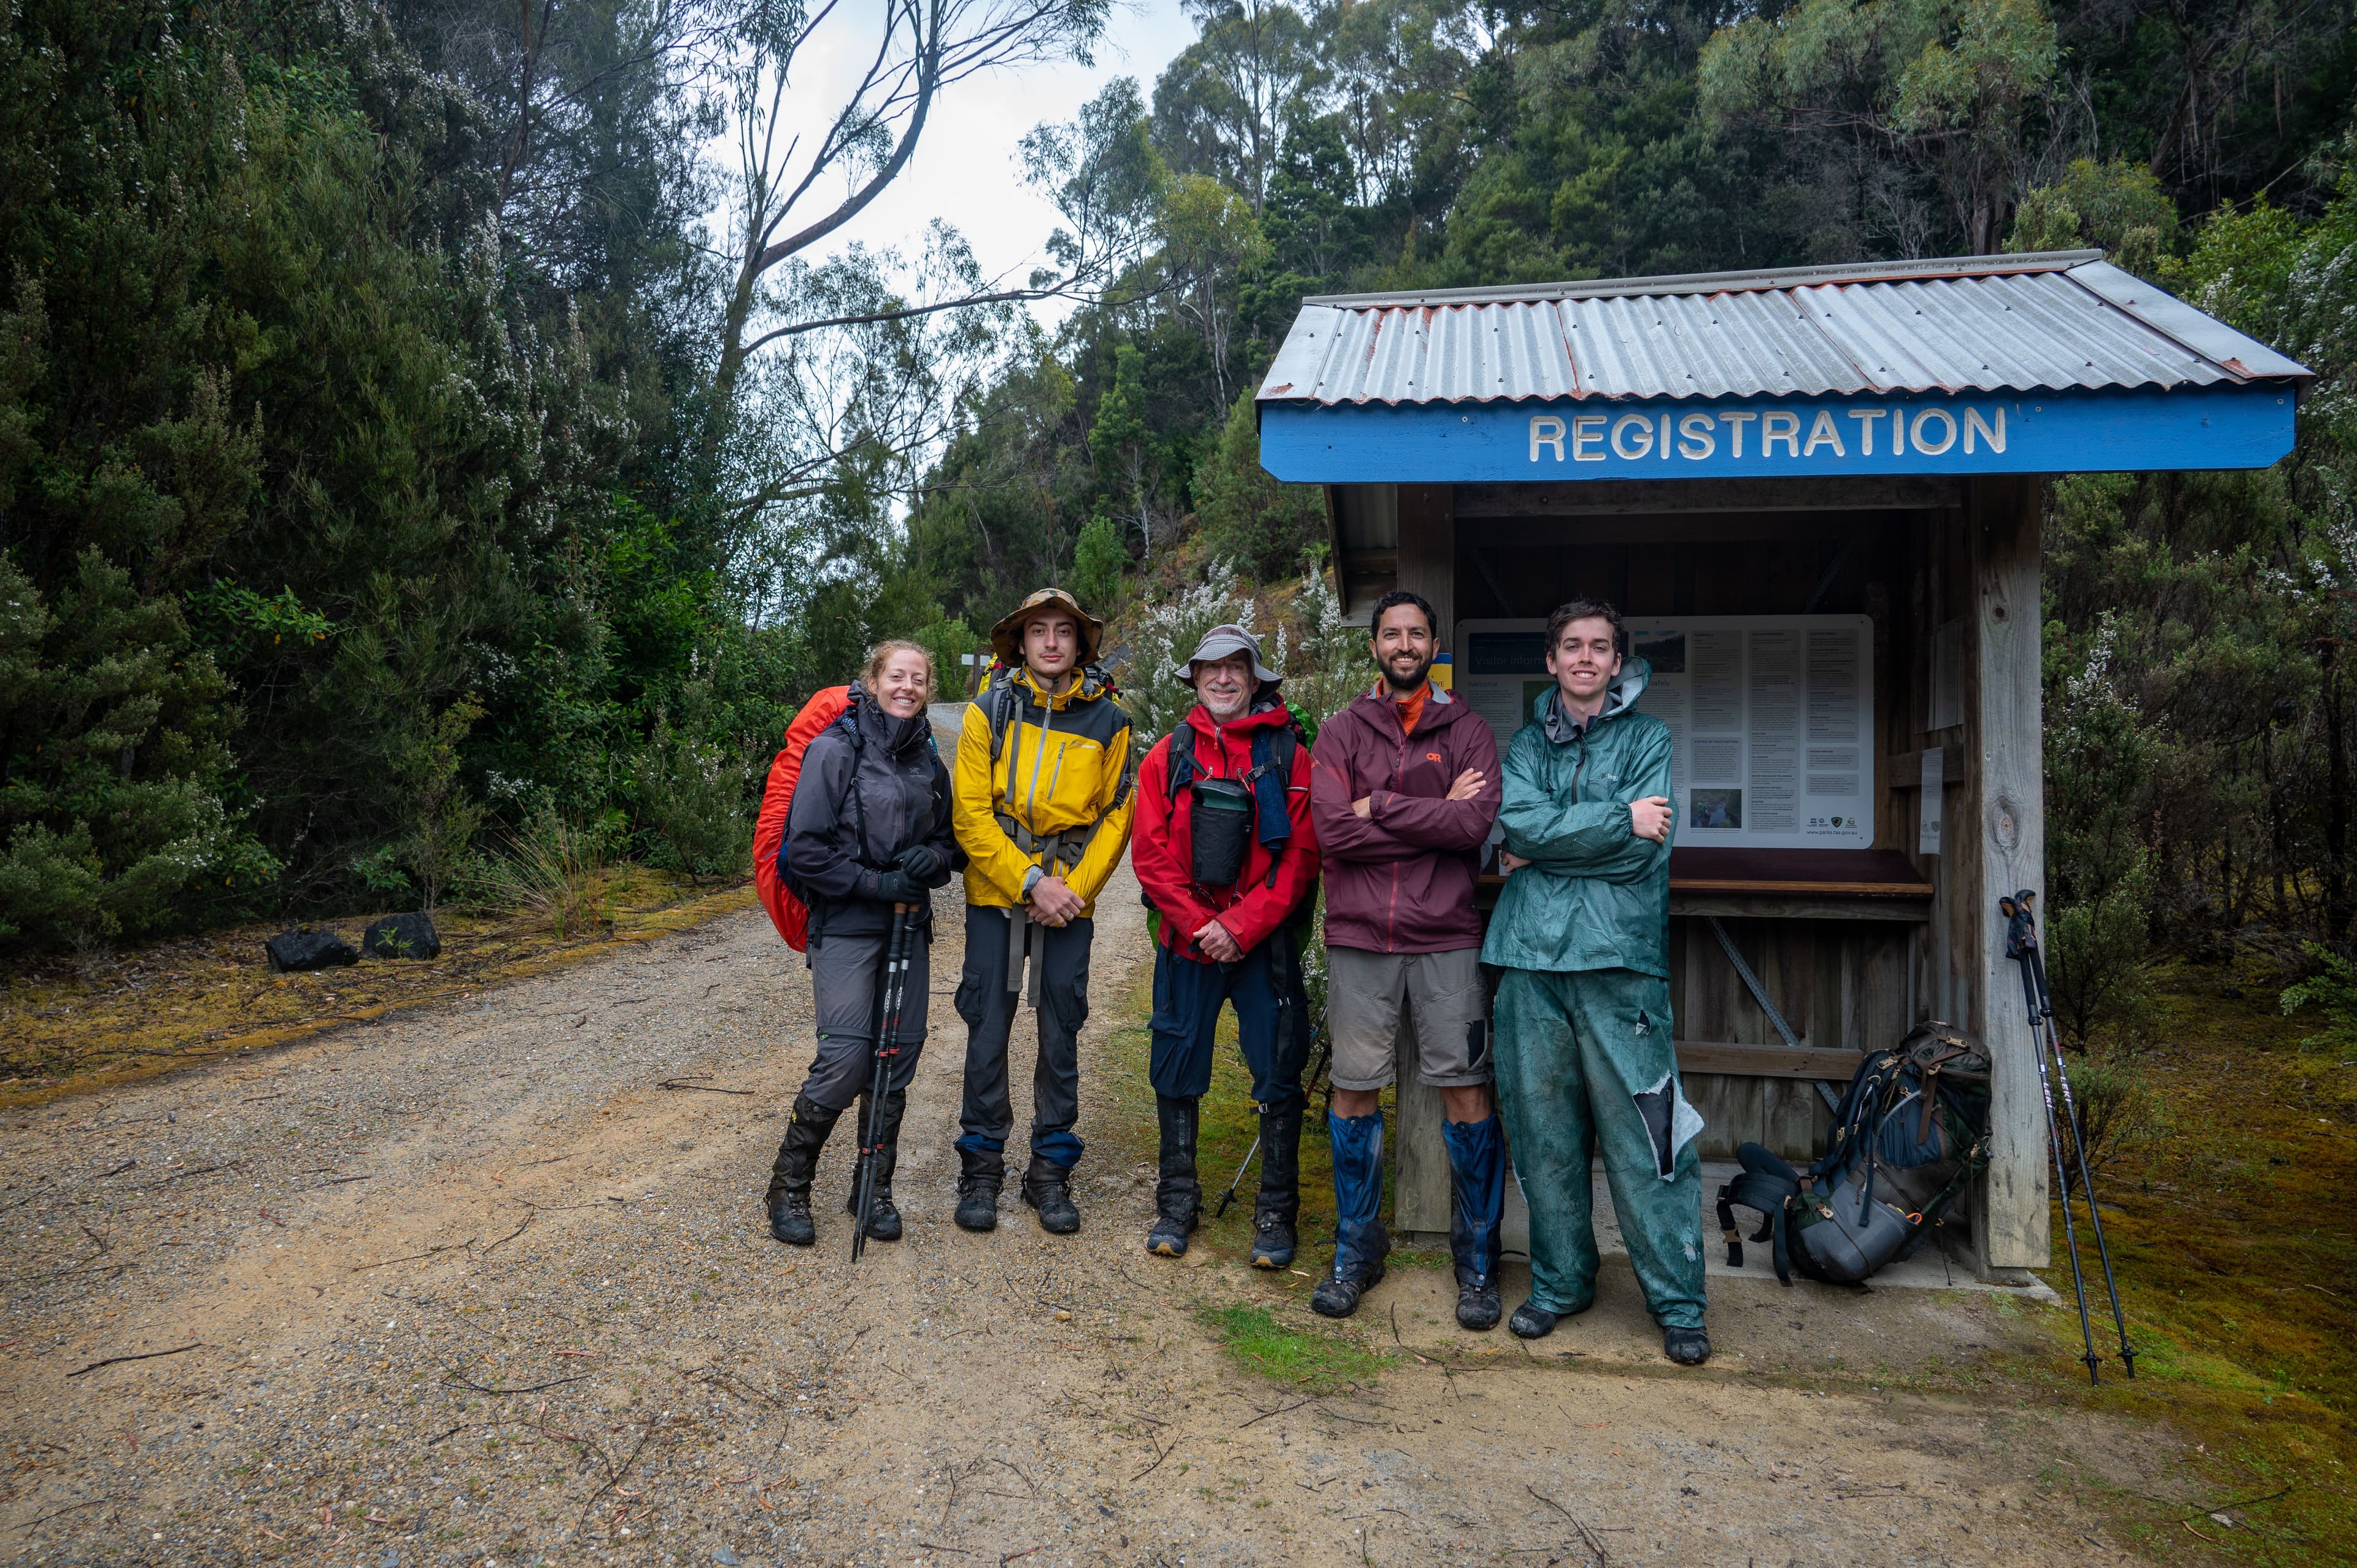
[1369,601,1436,693]
[1547,616,1622,714]
[1193,651,1255,722]
[1022,611,1082,684]
[873,648,932,717]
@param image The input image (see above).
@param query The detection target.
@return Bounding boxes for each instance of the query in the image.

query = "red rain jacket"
[1132,701,1319,957]
[1309,683,1500,953]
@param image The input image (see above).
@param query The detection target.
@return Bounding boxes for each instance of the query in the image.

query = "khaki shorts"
[1327,946,1491,1091]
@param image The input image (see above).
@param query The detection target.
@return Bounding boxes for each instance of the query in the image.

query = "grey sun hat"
[1174,624,1279,686]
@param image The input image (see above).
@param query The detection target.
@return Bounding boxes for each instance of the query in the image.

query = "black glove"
[868,868,924,905]
[896,843,944,881]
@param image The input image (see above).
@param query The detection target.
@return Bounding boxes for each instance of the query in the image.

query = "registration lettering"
[1527,404,2007,468]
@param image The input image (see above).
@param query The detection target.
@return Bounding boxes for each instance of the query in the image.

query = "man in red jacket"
[1307,590,1506,1328]
[1131,625,1320,1267]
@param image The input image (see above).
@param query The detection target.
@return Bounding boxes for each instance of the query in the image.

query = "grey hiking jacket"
[1479,659,1673,979]
[786,686,956,940]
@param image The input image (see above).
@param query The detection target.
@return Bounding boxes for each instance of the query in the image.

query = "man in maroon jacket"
[1131,625,1320,1268]
[1308,590,1506,1328]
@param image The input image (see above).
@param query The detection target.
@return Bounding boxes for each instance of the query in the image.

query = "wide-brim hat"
[989,587,1105,666]
[1171,623,1279,686]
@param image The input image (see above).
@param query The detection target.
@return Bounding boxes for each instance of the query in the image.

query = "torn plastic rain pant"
[1492,965,1706,1329]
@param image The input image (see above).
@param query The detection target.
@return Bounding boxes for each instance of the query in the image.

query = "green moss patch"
[1197,1303,1388,1392]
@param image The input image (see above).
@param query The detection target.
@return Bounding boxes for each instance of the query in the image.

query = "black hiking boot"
[954,1176,999,1231]
[1309,1229,1388,1319]
[1509,1301,1559,1340]
[843,1088,907,1243]
[1663,1327,1713,1366]
[1021,1154,1080,1234]
[954,1146,1003,1233]
[764,1094,839,1248]
[1249,1105,1302,1270]
[1147,1095,1199,1257]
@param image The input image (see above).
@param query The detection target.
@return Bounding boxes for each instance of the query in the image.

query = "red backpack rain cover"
[752,685,853,951]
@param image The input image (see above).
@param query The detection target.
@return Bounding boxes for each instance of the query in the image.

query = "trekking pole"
[851,908,915,1263]
[1212,1013,1331,1220]
[1999,894,2103,1384]
[2008,892,2138,1378]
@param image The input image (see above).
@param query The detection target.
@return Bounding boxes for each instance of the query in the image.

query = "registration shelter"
[1255,249,2309,1280]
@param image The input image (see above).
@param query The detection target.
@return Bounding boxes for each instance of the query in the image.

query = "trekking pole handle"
[1997,890,2049,1025]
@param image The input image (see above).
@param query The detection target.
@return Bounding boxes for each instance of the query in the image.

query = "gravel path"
[1,866,2182,1566]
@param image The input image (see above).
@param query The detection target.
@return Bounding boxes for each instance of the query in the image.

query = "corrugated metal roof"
[1256,252,2309,407]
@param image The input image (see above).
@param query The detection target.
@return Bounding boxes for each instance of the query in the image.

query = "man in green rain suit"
[1485,597,1710,1365]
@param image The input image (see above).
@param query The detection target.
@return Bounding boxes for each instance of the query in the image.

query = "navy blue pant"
[1148,932,1311,1114]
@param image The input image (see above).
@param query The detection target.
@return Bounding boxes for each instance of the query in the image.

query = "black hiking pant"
[954,905,1091,1173]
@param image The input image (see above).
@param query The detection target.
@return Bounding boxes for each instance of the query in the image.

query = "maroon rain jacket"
[1309,682,1501,954]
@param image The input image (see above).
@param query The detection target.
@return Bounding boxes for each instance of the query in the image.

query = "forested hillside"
[1,0,2353,979]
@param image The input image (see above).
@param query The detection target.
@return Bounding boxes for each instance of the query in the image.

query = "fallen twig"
[1129,1437,1177,1483]
[93,1161,136,1179]
[656,1078,753,1095]
[155,1163,232,1184]
[10,1494,125,1532]
[1527,1484,1609,1566]
[67,1343,204,1378]
[482,1214,534,1254]
[1240,1396,1317,1429]
[349,1240,473,1274]
[442,1372,590,1396]
[2185,1486,2293,1520]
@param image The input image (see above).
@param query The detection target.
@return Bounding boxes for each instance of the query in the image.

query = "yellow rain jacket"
[952,666,1135,915]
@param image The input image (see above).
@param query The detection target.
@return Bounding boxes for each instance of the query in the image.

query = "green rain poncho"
[1482,662,1706,1329]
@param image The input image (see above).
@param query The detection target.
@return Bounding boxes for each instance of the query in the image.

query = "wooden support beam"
[1967,474,2050,1278]
[1396,484,1455,643]
[1455,476,1964,518]
[1676,1042,1864,1079]
[1670,894,1930,923]
[1885,746,1967,789]
[1390,482,1458,1238]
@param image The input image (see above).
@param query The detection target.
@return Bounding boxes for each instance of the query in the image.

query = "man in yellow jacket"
[951,588,1136,1234]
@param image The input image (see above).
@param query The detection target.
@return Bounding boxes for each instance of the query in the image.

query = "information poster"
[1457,614,1875,850]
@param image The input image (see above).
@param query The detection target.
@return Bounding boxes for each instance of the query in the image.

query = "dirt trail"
[1,865,2191,1566]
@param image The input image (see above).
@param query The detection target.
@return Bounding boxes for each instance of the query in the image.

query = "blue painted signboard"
[1256,383,2296,484]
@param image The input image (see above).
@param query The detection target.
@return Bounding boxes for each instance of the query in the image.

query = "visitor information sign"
[1455,614,1875,850]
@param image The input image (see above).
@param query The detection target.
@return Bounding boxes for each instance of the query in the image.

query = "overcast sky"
[731,2,1199,323]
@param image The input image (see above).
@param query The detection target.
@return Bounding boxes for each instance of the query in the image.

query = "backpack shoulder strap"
[1166,722,1198,801]
[986,665,1022,764]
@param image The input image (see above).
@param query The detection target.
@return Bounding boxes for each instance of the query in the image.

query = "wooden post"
[1966,475,2051,1278]
[1391,483,1457,1239]
[1396,484,1455,642]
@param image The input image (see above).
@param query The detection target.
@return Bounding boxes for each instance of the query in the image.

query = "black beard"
[1381,657,1430,694]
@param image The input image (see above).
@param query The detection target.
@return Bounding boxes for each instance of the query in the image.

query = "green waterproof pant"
[1493,967,1707,1329]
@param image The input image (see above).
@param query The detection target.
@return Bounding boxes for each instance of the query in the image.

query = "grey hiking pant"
[797,925,932,1113]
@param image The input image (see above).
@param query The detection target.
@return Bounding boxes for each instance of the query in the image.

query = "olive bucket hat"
[988,587,1107,666]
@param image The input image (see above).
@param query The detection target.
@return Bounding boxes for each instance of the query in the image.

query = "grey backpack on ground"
[1716,1022,1991,1285]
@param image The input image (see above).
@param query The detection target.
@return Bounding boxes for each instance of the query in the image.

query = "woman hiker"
[764,641,959,1247]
